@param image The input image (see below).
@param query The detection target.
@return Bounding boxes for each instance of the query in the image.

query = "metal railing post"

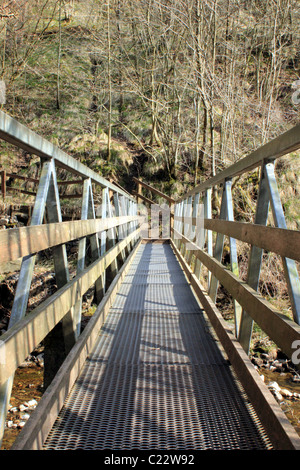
[265,162,300,325]
[208,182,228,302]
[43,161,77,388]
[238,165,270,353]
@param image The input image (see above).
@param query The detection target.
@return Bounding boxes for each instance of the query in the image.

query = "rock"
[17,421,26,428]
[293,393,300,399]
[292,375,300,383]
[272,390,283,402]
[0,218,9,226]
[272,360,284,371]
[6,421,13,428]
[282,361,292,372]
[268,381,284,401]
[9,407,18,413]
[27,399,38,408]
[35,354,44,367]
[18,361,32,368]
[19,404,28,412]
[252,357,264,367]
[281,388,293,398]
[268,381,281,392]
[21,413,30,421]
[260,353,269,361]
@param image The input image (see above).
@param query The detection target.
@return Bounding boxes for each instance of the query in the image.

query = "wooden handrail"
[173,216,300,262]
[176,123,300,202]
[171,237,300,451]
[6,173,83,186]
[133,177,175,204]
[0,111,134,201]
[172,227,300,363]
[0,227,140,385]
[0,215,141,264]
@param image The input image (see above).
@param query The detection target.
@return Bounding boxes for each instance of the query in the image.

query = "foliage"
[0,1,299,187]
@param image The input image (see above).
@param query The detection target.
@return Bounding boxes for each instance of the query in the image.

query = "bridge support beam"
[0,159,63,445]
[43,160,76,390]
[238,165,270,353]
[239,162,300,354]
[194,189,212,283]
[208,179,242,337]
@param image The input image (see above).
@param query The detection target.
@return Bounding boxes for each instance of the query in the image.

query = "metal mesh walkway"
[43,243,273,450]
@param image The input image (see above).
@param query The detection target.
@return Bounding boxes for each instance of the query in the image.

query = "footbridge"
[0,111,300,450]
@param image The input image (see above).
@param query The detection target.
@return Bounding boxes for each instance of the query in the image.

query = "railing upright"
[0,111,140,447]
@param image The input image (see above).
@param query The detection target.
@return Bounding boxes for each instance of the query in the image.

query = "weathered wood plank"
[173,216,300,262]
[176,123,300,202]
[0,215,139,264]
[0,110,134,200]
[0,227,140,385]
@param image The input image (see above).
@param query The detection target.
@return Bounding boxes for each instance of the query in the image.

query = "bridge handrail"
[0,226,140,386]
[0,215,140,264]
[172,227,300,359]
[172,124,300,354]
[177,123,300,201]
[0,111,141,447]
[133,177,176,204]
[133,122,300,359]
[0,110,134,201]
[134,178,300,262]
[173,217,300,262]
[133,167,300,449]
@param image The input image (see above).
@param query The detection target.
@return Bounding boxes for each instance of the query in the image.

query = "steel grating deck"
[43,243,273,450]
